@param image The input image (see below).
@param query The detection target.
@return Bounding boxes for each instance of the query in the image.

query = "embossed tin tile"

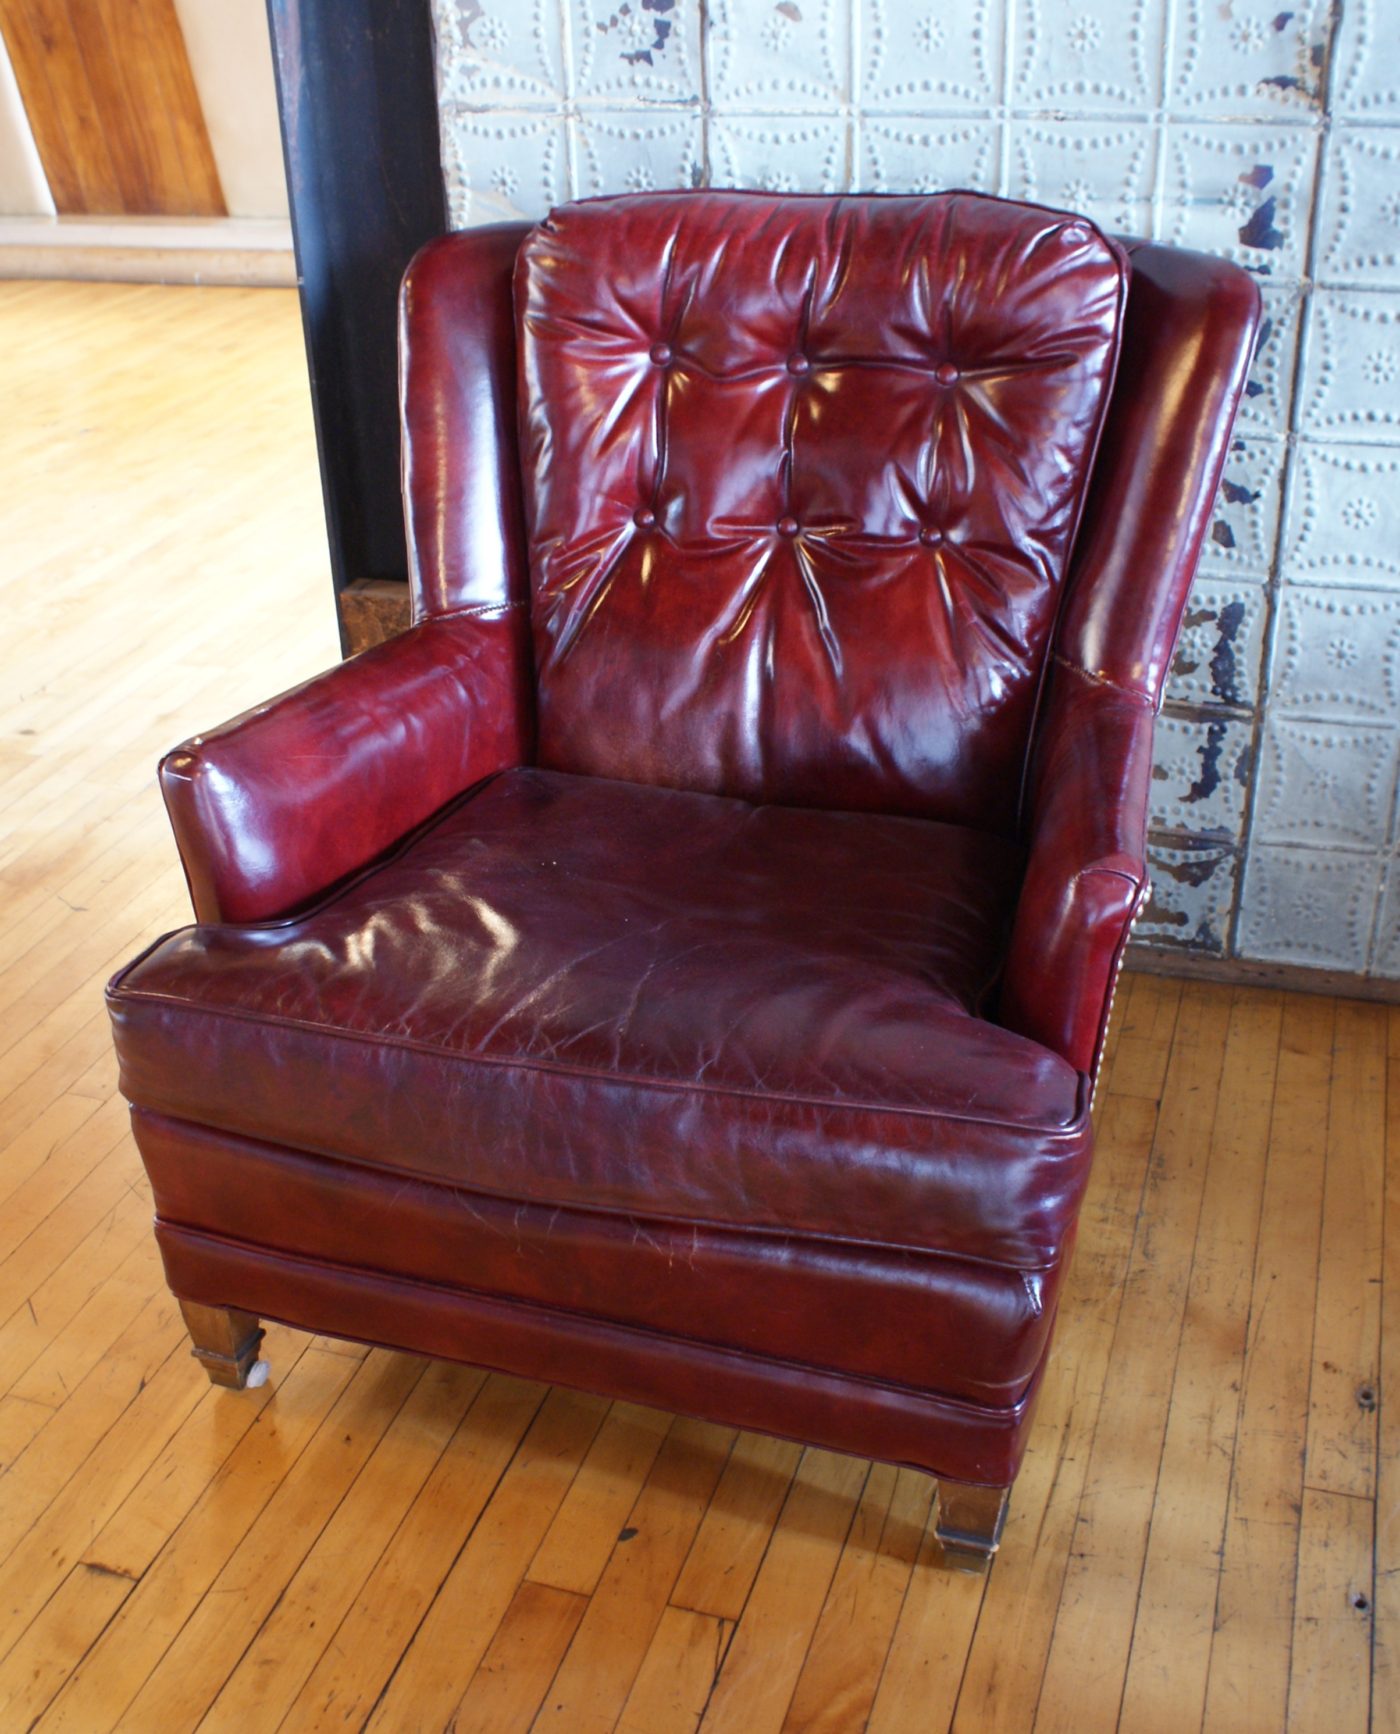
[1010,0,1167,113]
[435,0,565,111]
[857,116,1000,195]
[1238,285,1302,439]
[1168,0,1328,121]
[1167,579,1267,713]
[1195,436,1284,581]
[709,0,851,113]
[1005,119,1155,235]
[574,110,703,197]
[1254,717,1400,849]
[1297,289,1400,444]
[569,0,704,106]
[1237,844,1380,971]
[1139,836,1238,954]
[1158,122,1318,280]
[1269,587,1400,722]
[859,0,1003,113]
[441,112,569,228]
[709,114,850,193]
[1333,0,1400,121]
[1367,862,1400,976]
[1282,443,1400,590]
[1151,710,1253,840]
[1316,126,1400,291]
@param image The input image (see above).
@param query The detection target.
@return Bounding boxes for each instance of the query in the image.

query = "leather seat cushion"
[108,768,1091,1270]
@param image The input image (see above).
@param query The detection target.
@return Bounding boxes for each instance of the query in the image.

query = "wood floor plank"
[452,1580,589,1732]
[1288,1488,1374,1734]
[1101,970,1182,1103]
[0,1184,150,1397]
[37,1345,361,1733]
[0,1290,185,1568]
[671,1432,805,1621]
[1375,1008,1400,1726]
[1306,1001,1387,1498]
[279,1374,550,1732]
[697,1448,871,1734]
[1118,989,1285,1731]
[1201,991,1335,1734]
[949,1090,1161,1733]
[363,1385,612,1731]
[532,1417,737,1733]
[617,1606,734,1734]
[199,1360,485,1733]
[0,1563,134,1732]
[1033,983,1234,1733]
[528,1399,674,1598]
[112,1351,428,1732]
[780,1464,934,1733]
[864,1520,987,1734]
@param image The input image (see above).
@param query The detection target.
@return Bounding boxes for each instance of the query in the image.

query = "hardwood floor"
[0,278,1391,1732]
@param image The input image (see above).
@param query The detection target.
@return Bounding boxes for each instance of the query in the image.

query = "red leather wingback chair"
[106,191,1259,1566]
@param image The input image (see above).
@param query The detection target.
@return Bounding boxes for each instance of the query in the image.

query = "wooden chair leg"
[179,1301,265,1389]
[935,1480,1010,1572]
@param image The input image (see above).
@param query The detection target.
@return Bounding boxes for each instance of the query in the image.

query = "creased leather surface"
[157,1226,1048,1483]
[1000,239,1260,1072]
[158,610,530,924]
[134,1111,1065,1405]
[518,191,1127,832]
[110,767,1091,1268]
[400,223,533,623]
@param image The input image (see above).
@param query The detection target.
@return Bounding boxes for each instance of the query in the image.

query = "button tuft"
[919,527,944,548]
[935,362,960,387]
[787,353,810,375]
[634,507,656,529]
[777,516,799,537]
[649,342,672,366]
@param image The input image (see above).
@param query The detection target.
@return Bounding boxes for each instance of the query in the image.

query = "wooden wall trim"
[1129,944,1400,1006]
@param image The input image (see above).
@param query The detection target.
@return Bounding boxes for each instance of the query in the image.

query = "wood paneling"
[0,0,223,215]
[0,280,1393,1729]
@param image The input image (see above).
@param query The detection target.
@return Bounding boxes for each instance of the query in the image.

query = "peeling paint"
[1183,719,1228,806]
[1210,599,1247,708]
[1239,196,1284,250]
[1212,519,1237,549]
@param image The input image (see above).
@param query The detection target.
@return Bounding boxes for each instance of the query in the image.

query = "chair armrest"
[998,665,1153,1076]
[159,607,530,924]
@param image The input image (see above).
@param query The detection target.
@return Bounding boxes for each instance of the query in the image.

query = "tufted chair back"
[513,192,1126,836]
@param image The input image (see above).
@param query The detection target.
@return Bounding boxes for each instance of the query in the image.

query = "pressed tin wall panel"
[432,0,1400,982]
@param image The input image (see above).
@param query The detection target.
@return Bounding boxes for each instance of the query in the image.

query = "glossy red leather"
[134,1111,1068,1405]
[518,192,1127,832]
[111,768,1088,1270]
[999,239,1260,1071]
[159,610,529,924]
[399,223,533,624]
[157,1224,1047,1484]
[106,190,1262,1506]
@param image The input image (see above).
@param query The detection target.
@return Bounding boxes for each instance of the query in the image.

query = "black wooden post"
[265,0,446,652]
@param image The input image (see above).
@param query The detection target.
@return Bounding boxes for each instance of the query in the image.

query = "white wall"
[173,0,289,219]
[430,0,1400,982]
[0,28,52,216]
